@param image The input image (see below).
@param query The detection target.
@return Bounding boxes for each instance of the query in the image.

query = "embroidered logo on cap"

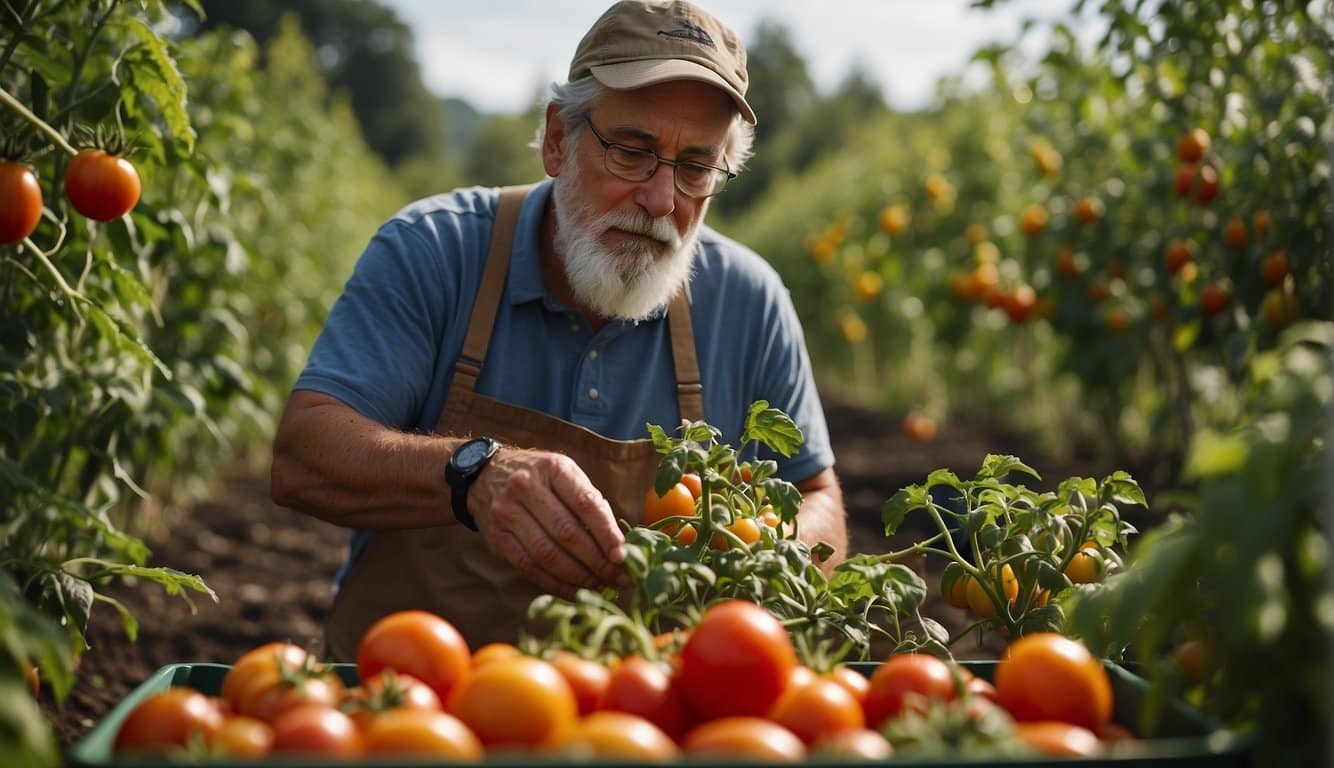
[657,20,716,50]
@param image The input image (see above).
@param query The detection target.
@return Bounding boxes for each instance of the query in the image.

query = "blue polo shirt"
[297,181,833,480]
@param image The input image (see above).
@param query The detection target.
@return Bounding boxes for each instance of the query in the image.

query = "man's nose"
[633,162,677,218]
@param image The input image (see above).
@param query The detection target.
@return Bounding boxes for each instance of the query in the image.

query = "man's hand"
[469,447,629,598]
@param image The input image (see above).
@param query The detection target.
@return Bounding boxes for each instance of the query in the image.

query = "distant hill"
[440,97,485,156]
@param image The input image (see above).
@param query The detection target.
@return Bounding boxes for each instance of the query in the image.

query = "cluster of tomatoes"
[112,600,1133,762]
[0,149,141,245]
[642,470,777,549]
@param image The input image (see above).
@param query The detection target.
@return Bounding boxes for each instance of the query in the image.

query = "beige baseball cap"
[568,0,756,124]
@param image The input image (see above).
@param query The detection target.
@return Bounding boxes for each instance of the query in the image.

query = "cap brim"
[590,59,756,125]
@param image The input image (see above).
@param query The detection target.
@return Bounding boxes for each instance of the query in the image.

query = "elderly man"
[270,0,846,658]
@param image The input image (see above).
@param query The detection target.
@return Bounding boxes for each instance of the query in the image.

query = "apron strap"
[451,182,705,424]
[453,185,534,393]
[667,288,704,423]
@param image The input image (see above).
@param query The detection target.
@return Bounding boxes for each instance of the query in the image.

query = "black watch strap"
[450,481,479,531]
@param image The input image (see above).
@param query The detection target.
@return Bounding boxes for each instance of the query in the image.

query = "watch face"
[454,438,494,471]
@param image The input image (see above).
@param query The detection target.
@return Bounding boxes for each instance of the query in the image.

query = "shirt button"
[588,387,599,399]
[587,349,599,361]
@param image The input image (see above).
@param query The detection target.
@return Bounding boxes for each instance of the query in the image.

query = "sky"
[378,1,1084,115]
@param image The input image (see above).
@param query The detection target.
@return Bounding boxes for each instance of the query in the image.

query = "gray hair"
[531,77,755,174]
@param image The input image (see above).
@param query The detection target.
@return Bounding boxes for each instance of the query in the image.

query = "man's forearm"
[270,391,466,530]
[793,468,848,574]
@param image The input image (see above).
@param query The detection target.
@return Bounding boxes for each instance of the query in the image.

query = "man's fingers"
[545,457,627,566]
[492,496,604,591]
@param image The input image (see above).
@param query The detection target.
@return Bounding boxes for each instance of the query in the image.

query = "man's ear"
[541,103,567,178]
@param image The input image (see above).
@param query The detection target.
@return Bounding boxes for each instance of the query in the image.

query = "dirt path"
[44,395,1097,746]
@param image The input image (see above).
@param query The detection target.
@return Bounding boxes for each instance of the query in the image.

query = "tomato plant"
[0,160,42,245]
[63,149,140,221]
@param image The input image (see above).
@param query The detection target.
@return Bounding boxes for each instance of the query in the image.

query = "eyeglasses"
[583,115,736,199]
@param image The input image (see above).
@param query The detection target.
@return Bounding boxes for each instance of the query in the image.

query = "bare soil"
[42,395,1108,748]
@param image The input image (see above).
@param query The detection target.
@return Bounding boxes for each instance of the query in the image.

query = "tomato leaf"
[122,18,196,152]
[977,454,1040,482]
[742,400,804,457]
[882,485,928,535]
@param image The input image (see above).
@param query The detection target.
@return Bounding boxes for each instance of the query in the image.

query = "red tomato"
[1015,721,1103,757]
[63,149,140,221]
[221,642,308,711]
[113,687,223,756]
[863,653,958,728]
[679,600,797,720]
[682,716,806,761]
[269,704,363,758]
[559,711,680,760]
[207,715,274,758]
[550,651,612,716]
[446,655,577,748]
[596,657,693,739]
[995,633,1113,730]
[362,708,482,758]
[0,161,42,244]
[768,676,865,744]
[810,728,893,760]
[358,610,471,705]
[342,670,442,731]
[825,665,870,705]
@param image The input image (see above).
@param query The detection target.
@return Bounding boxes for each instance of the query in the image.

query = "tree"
[194,0,449,171]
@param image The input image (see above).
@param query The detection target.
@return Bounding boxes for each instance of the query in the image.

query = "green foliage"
[527,402,945,665]
[1,2,405,760]
[1068,321,1333,765]
[883,454,1141,642]
[725,1,1331,473]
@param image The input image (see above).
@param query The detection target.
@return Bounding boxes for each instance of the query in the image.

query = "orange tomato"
[471,642,522,669]
[710,516,762,550]
[1105,307,1131,334]
[550,651,612,716]
[1163,240,1195,274]
[1222,216,1248,249]
[1173,164,1196,197]
[682,717,806,762]
[824,665,870,705]
[559,711,680,760]
[362,709,482,759]
[643,482,696,533]
[1252,210,1273,239]
[1003,284,1037,324]
[1055,246,1080,278]
[1020,203,1048,237]
[207,715,274,758]
[1173,639,1208,682]
[965,563,1019,618]
[863,653,957,728]
[942,571,971,610]
[995,633,1113,730]
[358,610,471,705]
[1015,721,1103,757]
[341,670,442,732]
[446,655,578,748]
[768,676,865,745]
[679,473,703,500]
[1072,196,1103,225]
[221,642,309,712]
[878,203,910,236]
[1065,545,1102,584]
[113,687,224,756]
[810,728,893,760]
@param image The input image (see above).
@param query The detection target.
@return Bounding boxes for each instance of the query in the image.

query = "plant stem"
[22,237,87,312]
[0,86,76,155]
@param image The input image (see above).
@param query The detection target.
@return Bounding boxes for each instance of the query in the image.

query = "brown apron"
[324,185,705,659]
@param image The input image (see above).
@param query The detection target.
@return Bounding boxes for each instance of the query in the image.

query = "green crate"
[67,661,1251,767]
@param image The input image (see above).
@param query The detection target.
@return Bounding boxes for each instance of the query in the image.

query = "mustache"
[602,212,680,245]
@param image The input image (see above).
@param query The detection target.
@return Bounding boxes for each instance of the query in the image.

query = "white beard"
[551,155,701,321]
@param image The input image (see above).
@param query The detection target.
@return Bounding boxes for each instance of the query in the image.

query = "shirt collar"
[506,179,671,323]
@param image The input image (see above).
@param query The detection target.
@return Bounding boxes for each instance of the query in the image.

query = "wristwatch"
[444,436,500,531]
